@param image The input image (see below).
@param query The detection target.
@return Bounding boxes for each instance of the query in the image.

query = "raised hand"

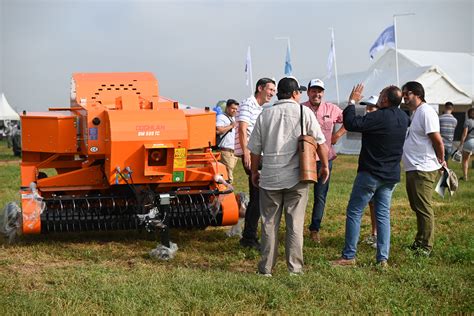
[349,83,364,103]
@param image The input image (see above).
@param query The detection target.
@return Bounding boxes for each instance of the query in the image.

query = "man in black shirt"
[332,84,409,267]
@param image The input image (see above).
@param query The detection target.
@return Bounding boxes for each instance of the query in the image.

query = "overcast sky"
[0,0,472,111]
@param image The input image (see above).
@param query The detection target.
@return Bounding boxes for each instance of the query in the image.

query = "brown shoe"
[377,260,388,269]
[331,257,356,267]
[310,231,321,244]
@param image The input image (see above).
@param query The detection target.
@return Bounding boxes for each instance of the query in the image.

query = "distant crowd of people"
[215,77,474,276]
[1,120,21,156]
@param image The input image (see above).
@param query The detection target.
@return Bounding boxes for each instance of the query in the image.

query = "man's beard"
[310,99,321,107]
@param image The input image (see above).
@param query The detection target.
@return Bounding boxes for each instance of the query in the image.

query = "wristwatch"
[349,99,356,105]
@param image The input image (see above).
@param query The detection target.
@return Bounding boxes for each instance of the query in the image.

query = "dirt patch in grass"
[0,160,19,166]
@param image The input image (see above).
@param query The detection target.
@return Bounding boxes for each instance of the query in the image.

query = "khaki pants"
[258,182,310,274]
[220,151,238,183]
[405,170,438,250]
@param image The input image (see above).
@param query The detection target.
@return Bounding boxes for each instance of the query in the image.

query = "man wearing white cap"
[302,78,346,243]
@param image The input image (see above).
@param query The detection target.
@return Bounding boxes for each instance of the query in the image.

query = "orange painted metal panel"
[184,109,217,149]
[21,113,78,153]
[71,72,160,109]
[36,165,106,189]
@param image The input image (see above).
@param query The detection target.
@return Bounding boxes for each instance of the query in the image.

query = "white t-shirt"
[402,103,441,172]
[216,113,235,149]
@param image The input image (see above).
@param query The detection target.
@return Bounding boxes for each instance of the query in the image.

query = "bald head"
[378,86,402,108]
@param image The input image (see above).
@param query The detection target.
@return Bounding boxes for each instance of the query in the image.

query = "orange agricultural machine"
[17,72,238,246]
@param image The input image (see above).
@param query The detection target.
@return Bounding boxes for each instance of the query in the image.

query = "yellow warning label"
[174,148,186,159]
[174,158,186,169]
[173,148,187,169]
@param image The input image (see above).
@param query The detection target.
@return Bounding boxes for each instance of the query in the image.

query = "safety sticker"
[172,171,185,182]
[174,148,186,159]
[173,148,187,169]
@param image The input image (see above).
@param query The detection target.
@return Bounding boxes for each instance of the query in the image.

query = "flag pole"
[249,46,253,94]
[393,13,415,87]
[329,27,340,106]
[245,46,254,94]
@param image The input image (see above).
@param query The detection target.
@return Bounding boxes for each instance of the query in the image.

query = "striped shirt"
[439,113,458,149]
[234,95,262,156]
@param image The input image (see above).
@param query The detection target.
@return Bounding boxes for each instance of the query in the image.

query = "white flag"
[245,46,253,87]
[369,25,396,59]
[327,31,335,78]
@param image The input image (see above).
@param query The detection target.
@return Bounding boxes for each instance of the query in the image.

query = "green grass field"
[0,140,472,313]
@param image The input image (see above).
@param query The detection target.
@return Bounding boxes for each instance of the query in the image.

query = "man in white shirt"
[248,77,328,276]
[235,78,276,250]
[401,81,445,256]
[216,99,239,183]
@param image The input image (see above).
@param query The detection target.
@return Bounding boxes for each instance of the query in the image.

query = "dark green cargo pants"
[405,170,438,251]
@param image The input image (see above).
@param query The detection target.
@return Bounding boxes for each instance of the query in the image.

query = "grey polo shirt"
[248,99,325,190]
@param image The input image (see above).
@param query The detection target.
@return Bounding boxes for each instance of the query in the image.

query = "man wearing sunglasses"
[401,81,445,257]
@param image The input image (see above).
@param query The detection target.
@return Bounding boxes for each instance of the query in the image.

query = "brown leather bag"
[298,104,318,183]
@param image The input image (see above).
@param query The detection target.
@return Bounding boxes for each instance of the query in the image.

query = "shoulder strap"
[217,129,232,147]
[223,113,233,123]
[300,104,304,136]
[217,115,233,147]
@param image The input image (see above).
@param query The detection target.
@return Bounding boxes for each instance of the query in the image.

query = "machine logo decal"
[136,124,165,137]
[90,146,99,153]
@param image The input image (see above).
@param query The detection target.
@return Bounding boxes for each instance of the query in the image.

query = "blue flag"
[284,43,292,76]
[369,25,396,59]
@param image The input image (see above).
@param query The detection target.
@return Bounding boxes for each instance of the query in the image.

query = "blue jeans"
[309,160,333,232]
[342,171,396,262]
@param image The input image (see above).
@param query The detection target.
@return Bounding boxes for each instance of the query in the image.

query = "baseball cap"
[277,76,307,95]
[308,78,325,90]
[360,95,379,107]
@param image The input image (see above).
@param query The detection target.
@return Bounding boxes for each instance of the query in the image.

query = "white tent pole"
[330,28,341,106]
[393,13,415,87]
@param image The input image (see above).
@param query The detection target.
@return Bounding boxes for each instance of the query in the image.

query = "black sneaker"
[240,238,261,251]
[408,241,422,251]
[414,248,432,257]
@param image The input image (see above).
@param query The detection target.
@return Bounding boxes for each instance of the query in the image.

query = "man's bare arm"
[316,143,330,183]
[331,126,347,145]
[239,121,251,171]
[428,132,445,166]
[250,153,261,187]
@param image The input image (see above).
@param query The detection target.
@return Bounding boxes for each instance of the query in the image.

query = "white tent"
[397,49,474,99]
[0,93,20,120]
[310,48,473,154]
[321,48,473,106]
